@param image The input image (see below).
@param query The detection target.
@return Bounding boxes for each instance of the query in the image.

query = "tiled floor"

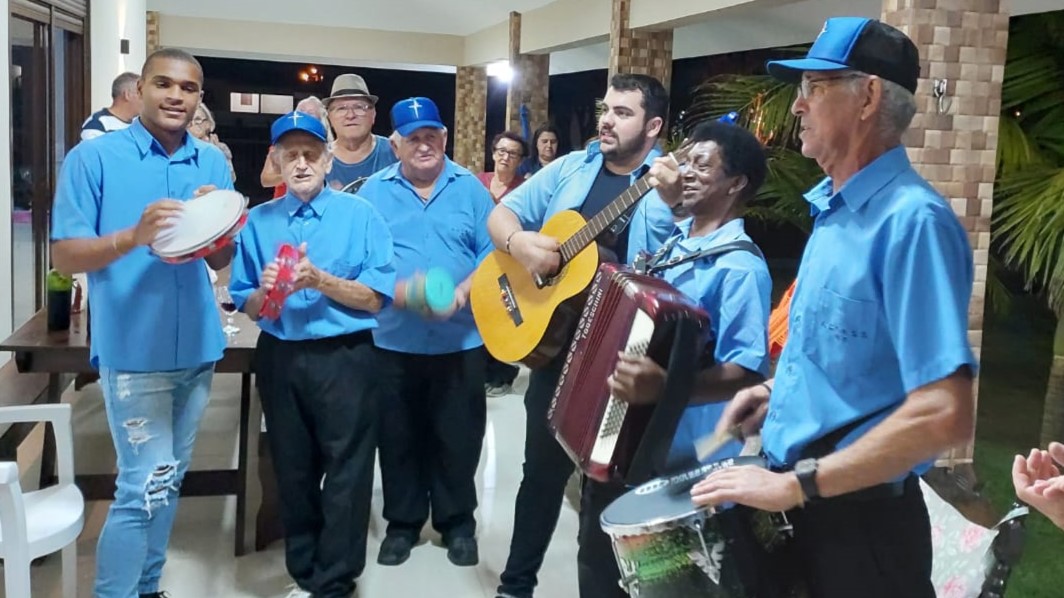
[20,368,583,597]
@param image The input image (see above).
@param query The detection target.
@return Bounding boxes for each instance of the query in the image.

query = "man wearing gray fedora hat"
[323,73,397,191]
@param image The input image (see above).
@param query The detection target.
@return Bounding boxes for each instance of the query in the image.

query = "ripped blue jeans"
[94,363,214,598]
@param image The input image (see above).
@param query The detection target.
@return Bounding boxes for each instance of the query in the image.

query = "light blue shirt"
[228,186,396,341]
[358,159,495,354]
[501,141,676,264]
[761,146,978,470]
[50,119,233,371]
[657,219,772,466]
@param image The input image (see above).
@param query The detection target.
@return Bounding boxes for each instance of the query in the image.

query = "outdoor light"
[488,60,513,83]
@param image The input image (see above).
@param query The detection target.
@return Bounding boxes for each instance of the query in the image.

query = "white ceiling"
[146,0,558,37]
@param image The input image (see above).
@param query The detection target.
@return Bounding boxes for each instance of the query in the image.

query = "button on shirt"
[501,141,676,264]
[228,187,396,341]
[760,146,978,470]
[358,159,495,355]
[51,119,234,371]
[657,219,772,465]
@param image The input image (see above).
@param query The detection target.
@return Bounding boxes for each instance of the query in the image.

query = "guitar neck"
[561,175,653,261]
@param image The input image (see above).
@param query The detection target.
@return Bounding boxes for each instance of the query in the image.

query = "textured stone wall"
[608,0,674,91]
[505,12,550,136]
[883,0,1009,464]
[146,11,160,55]
[454,66,488,173]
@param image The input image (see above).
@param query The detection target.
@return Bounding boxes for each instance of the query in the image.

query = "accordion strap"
[645,239,763,275]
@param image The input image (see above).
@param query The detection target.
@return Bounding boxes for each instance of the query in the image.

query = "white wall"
[90,0,147,110]
[1,6,12,364]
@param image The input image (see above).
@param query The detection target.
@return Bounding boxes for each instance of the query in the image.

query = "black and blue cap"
[271,110,328,145]
[766,17,920,94]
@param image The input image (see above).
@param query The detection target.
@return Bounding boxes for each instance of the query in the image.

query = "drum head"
[423,268,456,313]
[151,190,246,257]
[601,455,766,534]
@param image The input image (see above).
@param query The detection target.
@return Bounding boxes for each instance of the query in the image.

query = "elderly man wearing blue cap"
[229,110,396,598]
[357,97,495,568]
[686,17,978,596]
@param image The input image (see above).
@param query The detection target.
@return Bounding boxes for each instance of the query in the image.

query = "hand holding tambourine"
[149,188,248,264]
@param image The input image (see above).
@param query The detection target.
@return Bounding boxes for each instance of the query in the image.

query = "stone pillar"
[608,0,674,91]
[147,11,160,55]
[883,0,1009,465]
[454,66,488,173]
[505,12,550,135]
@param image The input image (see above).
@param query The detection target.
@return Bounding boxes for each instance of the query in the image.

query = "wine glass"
[216,285,240,335]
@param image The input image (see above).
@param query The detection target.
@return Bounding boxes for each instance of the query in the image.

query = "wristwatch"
[794,458,821,502]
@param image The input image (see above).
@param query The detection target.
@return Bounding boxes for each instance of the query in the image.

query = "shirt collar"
[128,117,199,162]
[282,185,333,218]
[674,217,747,249]
[803,145,910,215]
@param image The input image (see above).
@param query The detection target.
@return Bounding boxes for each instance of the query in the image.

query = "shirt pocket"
[804,288,877,378]
[328,259,362,281]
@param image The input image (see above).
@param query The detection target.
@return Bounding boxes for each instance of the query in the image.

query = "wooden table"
[0,309,261,556]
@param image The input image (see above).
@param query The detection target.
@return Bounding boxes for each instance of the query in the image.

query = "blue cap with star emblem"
[391,97,445,137]
[270,110,328,145]
[766,17,920,94]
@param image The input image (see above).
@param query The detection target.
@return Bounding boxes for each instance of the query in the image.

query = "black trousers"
[577,478,629,598]
[255,331,377,598]
[787,475,935,597]
[497,355,576,598]
[375,347,487,541]
[485,354,520,387]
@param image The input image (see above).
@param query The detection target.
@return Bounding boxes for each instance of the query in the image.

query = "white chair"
[0,404,84,598]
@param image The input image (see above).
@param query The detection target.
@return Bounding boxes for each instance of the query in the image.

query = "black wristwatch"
[794,458,821,502]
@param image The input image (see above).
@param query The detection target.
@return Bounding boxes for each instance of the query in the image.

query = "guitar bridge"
[497,274,524,326]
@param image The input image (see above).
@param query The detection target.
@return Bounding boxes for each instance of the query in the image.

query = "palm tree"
[991,12,1064,446]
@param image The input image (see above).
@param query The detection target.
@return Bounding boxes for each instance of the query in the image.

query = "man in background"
[80,71,142,141]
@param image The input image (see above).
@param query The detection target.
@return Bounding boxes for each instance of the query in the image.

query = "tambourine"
[150,190,248,265]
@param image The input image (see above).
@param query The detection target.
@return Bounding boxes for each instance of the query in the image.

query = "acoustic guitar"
[471,148,688,368]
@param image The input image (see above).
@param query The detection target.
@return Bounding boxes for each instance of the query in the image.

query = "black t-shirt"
[579,165,637,262]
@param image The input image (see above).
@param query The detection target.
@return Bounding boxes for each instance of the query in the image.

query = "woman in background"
[517,124,562,178]
[188,103,236,182]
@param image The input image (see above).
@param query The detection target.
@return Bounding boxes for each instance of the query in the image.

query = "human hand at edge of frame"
[714,381,771,441]
[1013,441,1064,530]
[608,353,666,405]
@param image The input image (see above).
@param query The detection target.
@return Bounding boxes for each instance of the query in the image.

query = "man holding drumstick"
[51,48,234,598]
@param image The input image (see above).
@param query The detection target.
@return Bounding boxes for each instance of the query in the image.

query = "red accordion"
[547,263,710,484]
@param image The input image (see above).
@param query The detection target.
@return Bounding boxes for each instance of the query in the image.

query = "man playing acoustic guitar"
[486,73,677,598]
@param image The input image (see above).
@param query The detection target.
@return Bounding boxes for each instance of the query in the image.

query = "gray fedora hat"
[323,73,379,106]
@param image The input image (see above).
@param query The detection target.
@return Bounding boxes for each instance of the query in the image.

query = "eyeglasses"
[493,148,523,159]
[329,103,374,116]
[191,117,209,126]
[797,74,867,99]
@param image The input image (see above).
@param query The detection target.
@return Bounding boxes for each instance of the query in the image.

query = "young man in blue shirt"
[51,48,234,598]
[600,120,773,597]
[691,18,979,596]
[486,73,677,598]
[357,97,495,569]
[229,111,395,598]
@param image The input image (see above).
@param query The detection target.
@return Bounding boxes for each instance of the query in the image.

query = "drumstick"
[694,425,743,463]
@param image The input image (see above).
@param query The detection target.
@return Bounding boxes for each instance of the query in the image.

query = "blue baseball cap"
[766,17,920,94]
[391,97,445,137]
[270,110,328,145]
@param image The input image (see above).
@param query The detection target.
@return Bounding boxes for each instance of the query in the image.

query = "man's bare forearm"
[816,369,974,498]
[689,362,765,405]
[52,229,135,275]
[243,288,268,321]
[487,205,523,250]
[318,273,383,313]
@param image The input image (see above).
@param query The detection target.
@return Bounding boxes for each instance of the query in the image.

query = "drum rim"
[151,190,247,256]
